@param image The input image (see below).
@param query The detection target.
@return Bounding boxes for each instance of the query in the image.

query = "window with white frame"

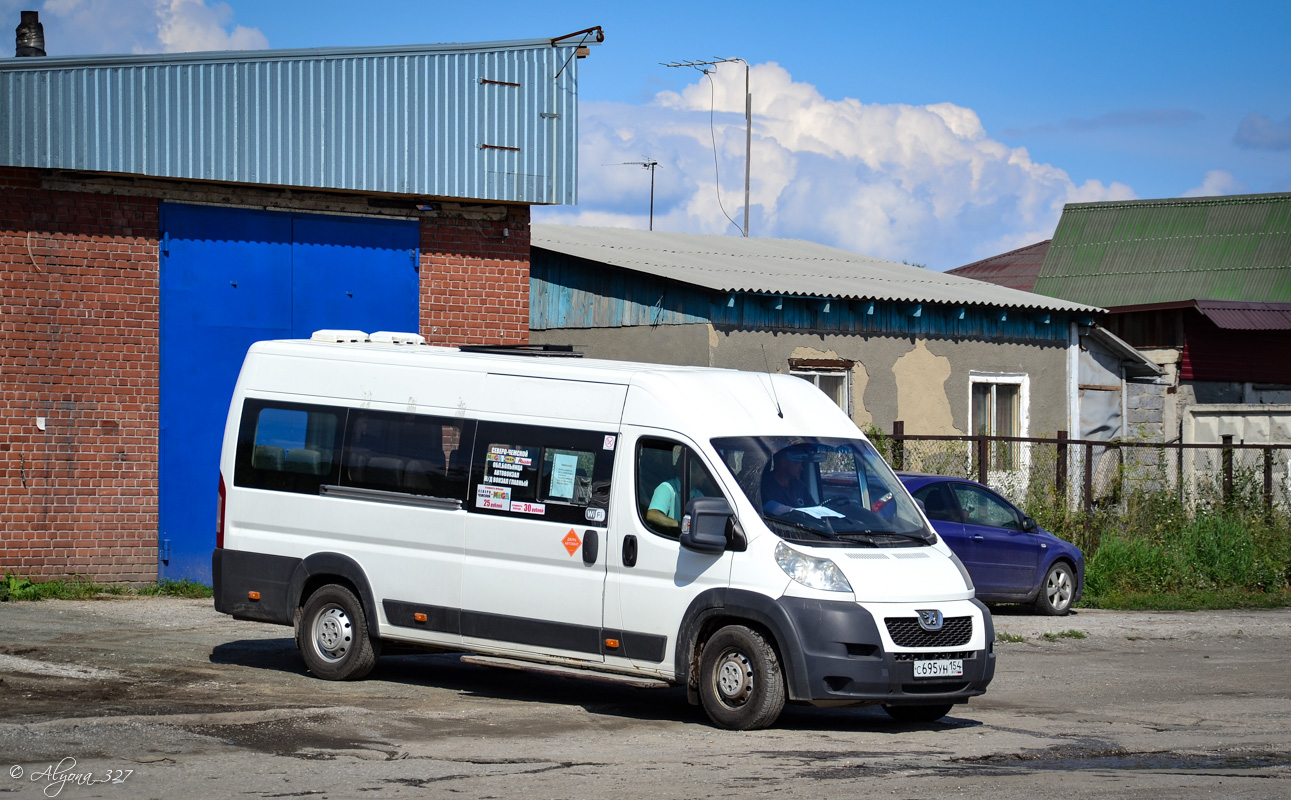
[970,374,1028,471]
[790,365,851,416]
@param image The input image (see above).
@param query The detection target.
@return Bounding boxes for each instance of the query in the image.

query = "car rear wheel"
[698,625,786,730]
[1034,562,1075,616]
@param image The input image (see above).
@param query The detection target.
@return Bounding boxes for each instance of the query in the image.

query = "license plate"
[913,659,963,678]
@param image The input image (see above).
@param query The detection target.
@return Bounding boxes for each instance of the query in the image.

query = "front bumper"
[779,596,995,706]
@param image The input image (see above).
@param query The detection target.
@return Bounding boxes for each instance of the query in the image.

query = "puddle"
[956,748,1289,773]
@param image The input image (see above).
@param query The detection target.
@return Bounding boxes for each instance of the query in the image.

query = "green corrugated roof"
[1034,192,1291,307]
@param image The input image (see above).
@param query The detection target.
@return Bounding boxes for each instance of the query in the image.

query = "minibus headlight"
[775,542,853,593]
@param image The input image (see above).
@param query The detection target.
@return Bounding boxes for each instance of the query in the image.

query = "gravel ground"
[2,598,1289,798]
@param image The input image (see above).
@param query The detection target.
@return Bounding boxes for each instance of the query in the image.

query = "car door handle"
[970,534,985,541]
[583,530,599,565]
[622,534,638,568]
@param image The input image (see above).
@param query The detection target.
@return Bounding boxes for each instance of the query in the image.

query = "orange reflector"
[604,638,620,649]
[247,591,260,601]
[413,612,428,623]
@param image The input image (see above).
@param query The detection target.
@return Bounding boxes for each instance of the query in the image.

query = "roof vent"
[310,329,369,343]
[369,331,426,345]
[15,10,45,57]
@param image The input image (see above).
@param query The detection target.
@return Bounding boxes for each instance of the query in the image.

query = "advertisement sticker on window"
[475,484,511,511]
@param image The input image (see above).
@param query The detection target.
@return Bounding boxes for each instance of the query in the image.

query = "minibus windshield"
[711,436,933,547]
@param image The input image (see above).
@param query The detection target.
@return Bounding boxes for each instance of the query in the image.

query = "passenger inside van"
[644,449,721,532]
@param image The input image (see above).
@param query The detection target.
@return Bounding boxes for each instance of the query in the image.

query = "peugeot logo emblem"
[916,609,944,631]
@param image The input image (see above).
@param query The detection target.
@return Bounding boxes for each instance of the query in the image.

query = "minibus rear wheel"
[698,625,786,730]
[298,584,378,680]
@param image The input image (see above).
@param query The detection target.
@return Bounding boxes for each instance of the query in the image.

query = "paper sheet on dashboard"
[796,505,845,519]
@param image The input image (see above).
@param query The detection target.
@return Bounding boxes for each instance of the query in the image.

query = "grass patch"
[136,579,214,599]
[1041,629,1086,642]
[0,572,211,602]
[996,631,1026,643]
[1082,587,1291,611]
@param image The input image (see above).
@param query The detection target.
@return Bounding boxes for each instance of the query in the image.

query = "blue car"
[897,473,1084,615]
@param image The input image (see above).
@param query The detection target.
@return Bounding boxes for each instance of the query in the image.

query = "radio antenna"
[761,344,783,418]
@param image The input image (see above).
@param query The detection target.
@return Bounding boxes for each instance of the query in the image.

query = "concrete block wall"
[1126,381,1166,442]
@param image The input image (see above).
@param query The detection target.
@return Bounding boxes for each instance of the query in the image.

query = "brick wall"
[0,167,160,583]
[420,205,530,346]
[1,169,534,584]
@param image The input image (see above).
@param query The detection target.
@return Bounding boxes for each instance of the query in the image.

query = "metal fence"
[877,421,1291,515]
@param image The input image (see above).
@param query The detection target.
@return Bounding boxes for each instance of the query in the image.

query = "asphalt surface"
[1,597,1289,798]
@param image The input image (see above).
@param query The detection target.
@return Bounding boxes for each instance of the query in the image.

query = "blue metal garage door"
[159,203,419,582]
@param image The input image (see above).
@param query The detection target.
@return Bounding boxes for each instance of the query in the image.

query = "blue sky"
[7,0,1289,268]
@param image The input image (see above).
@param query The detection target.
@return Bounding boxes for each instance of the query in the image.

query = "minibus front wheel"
[698,625,786,730]
[297,584,379,680]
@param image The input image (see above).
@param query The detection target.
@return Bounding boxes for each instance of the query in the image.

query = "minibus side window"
[234,400,342,494]
[340,410,472,501]
[468,422,615,526]
[636,438,722,539]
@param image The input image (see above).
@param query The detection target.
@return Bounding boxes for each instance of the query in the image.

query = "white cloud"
[538,62,1136,269]
[1182,169,1246,198]
[0,0,266,56]
[157,0,266,53]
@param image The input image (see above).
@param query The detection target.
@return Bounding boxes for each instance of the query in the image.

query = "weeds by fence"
[875,422,1291,607]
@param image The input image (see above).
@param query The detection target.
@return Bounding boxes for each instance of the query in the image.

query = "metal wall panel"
[1,40,581,204]
[531,251,1072,342]
[159,202,419,582]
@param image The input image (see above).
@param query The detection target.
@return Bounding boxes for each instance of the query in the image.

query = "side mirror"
[1022,516,1038,533]
[680,497,733,554]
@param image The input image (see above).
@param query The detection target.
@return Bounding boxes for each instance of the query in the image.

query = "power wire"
[705,70,743,236]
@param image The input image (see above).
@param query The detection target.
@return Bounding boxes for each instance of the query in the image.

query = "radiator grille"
[884,616,973,648]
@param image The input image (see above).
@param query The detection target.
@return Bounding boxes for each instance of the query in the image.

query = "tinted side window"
[952,485,1021,530]
[912,483,961,523]
[235,400,342,494]
[636,438,722,539]
[469,422,615,526]
[341,410,473,501]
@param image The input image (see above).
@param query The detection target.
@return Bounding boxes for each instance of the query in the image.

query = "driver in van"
[762,447,813,514]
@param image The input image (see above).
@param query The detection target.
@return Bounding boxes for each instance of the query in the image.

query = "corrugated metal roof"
[947,240,1050,291]
[0,37,588,204]
[531,225,1098,312]
[1195,300,1291,330]
[1036,193,1291,307]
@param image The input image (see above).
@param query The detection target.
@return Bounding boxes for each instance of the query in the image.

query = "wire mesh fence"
[873,423,1291,518]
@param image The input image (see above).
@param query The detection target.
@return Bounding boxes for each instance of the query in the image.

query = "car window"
[912,483,961,523]
[636,438,722,539]
[952,484,1021,530]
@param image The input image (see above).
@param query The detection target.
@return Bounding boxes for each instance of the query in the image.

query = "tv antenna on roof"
[606,157,661,230]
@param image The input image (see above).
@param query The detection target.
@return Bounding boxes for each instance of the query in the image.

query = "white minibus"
[213,331,995,730]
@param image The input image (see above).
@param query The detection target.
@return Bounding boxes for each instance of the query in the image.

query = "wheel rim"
[312,605,353,662]
[1047,568,1072,611]
[714,649,754,707]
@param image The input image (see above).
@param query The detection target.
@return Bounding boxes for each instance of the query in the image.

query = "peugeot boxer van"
[213,331,995,730]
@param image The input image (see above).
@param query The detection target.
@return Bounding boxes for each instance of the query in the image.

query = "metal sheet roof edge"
[1061,191,1291,212]
[0,36,584,70]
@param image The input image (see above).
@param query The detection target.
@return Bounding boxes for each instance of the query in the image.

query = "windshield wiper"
[764,515,840,541]
[864,530,933,543]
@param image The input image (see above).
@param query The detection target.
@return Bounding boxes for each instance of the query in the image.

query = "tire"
[1033,561,1076,616]
[883,703,954,723]
[697,625,786,731]
[297,584,379,680]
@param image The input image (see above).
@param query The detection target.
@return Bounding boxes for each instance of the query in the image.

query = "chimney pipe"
[16,10,46,57]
